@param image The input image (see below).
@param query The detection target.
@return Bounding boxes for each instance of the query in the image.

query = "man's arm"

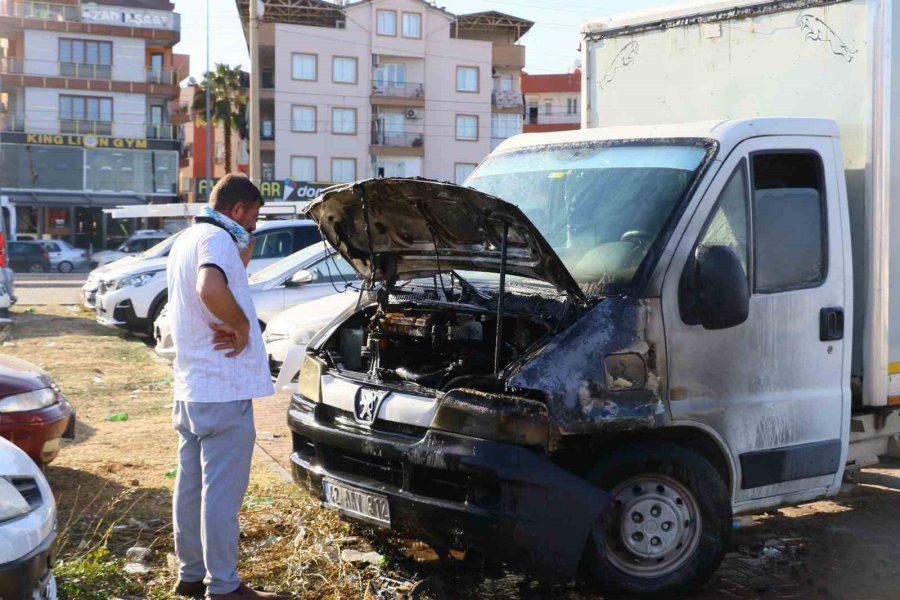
[196,266,249,357]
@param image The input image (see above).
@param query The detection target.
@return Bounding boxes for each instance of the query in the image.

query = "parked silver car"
[39,240,88,273]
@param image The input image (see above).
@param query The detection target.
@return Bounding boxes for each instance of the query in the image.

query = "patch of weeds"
[55,547,144,600]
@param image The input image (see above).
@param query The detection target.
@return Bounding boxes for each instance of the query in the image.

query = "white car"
[39,240,89,273]
[96,219,322,336]
[266,292,360,393]
[89,230,169,269]
[0,436,58,599]
[154,243,360,361]
[82,233,179,310]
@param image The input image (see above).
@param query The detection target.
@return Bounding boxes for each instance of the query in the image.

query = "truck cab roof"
[494,117,840,160]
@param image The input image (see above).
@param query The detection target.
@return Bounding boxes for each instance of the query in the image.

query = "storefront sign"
[1,132,179,152]
[194,178,335,202]
[81,4,176,30]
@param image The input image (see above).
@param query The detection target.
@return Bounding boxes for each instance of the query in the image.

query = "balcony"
[0,0,79,22]
[372,80,424,99]
[146,67,179,85]
[492,44,526,69]
[60,62,112,80]
[261,69,275,90]
[146,123,179,140]
[59,119,112,135]
[492,89,524,109]
[0,114,25,132]
[371,131,424,148]
[0,56,23,74]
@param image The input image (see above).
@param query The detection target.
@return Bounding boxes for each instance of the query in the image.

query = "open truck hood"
[304,178,584,300]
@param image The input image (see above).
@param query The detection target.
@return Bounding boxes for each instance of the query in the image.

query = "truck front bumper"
[288,394,608,579]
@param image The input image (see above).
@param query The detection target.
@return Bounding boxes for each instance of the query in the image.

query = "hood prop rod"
[494,220,509,378]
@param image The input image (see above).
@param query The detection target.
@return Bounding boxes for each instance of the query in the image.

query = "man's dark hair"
[209,174,264,211]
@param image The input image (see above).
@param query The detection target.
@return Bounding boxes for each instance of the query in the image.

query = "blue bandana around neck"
[196,206,252,250]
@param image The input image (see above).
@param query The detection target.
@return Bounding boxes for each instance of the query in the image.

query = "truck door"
[662,136,849,506]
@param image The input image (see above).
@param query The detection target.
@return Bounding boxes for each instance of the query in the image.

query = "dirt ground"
[7,305,900,599]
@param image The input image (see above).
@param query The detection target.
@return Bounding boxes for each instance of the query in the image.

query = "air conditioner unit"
[405,108,420,119]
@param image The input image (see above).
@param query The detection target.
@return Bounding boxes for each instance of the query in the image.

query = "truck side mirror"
[693,245,750,330]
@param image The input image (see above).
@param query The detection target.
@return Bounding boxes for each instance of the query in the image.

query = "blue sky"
[173,0,686,79]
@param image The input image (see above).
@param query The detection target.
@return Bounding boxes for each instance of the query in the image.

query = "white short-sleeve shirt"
[167,222,274,402]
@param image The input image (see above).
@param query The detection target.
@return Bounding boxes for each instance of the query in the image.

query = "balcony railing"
[371,131,424,148]
[146,67,179,85]
[60,119,112,135]
[1,0,80,21]
[371,81,424,99]
[492,89,523,109]
[60,62,112,80]
[527,113,580,126]
[146,123,179,140]
[0,114,25,132]
[0,57,24,74]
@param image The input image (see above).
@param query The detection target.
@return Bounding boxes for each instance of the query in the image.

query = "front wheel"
[581,442,731,597]
[58,261,73,273]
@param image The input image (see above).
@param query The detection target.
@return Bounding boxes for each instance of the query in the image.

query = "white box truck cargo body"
[582,0,900,407]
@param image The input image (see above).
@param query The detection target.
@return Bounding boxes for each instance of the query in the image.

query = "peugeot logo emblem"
[354,388,390,424]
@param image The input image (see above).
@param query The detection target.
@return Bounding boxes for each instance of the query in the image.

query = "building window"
[567,97,578,115]
[377,10,397,36]
[291,156,316,181]
[455,115,478,141]
[491,113,522,139]
[291,105,316,132]
[333,56,358,84]
[455,163,476,184]
[59,95,113,134]
[332,158,356,182]
[402,12,421,38]
[456,66,479,93]
[59,39,112,79]
[292,53,317,81]
[544,101,553,116]
[332,107,357,135]
[499,75,514,92]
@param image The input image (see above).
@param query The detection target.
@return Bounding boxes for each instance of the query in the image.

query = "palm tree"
[192,63,246,174]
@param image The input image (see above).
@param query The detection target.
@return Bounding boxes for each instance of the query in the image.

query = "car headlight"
[297,353,325,403]
[430,390,549,446]
[0,477,32,522]
[117,270,161,289]
[0,387,57,413]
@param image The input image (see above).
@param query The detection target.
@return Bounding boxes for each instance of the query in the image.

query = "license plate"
[323,479,391,527]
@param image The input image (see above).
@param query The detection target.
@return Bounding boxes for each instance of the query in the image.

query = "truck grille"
[10,477,42,510]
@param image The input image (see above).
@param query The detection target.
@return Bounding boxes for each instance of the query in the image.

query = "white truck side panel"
[584,0,900,398]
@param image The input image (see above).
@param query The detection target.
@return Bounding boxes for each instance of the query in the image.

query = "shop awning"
[4,193,160,207]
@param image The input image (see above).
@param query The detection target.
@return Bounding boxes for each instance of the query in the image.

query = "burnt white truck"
[287,0,900,595]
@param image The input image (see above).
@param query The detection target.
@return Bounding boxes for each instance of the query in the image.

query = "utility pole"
[249,0,261,186]
[204,0,212,197]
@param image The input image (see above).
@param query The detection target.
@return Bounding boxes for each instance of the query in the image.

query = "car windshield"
[141,233,178,258]
[466,142,712,289]
[248,241,327,284]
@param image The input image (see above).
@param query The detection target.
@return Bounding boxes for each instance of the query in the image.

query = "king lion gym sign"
[2,132,179,151]
[195,178,334,202]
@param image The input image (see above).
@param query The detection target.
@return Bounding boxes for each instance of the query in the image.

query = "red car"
[0,354,74,466]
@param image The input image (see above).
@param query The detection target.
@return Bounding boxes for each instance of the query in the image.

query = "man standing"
[167,174,280,599]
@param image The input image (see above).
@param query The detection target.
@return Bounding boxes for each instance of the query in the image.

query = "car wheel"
[148,297,167,337]
[581,442,731,597]
[28,262,47,273]
[58,261,73,274]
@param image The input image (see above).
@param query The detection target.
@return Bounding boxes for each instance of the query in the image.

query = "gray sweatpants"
[172,400,255,595]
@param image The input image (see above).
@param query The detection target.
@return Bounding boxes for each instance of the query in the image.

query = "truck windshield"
[466,142,712,289]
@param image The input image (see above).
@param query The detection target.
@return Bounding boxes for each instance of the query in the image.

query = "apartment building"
[521,69,581,133]
[238,0,530,186]
[0,0,186,249]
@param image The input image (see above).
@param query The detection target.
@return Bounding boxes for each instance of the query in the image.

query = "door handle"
[820,307,844,341]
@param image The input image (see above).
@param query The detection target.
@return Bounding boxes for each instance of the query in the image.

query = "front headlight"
[0,477,32,522]
[117,270,161,289]
[0,387,57,413]
[297,353,325,403]
[430,390,549,447]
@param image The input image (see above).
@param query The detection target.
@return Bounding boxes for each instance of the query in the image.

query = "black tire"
[581,442,731,597]
[148,296,167,337]
[58,261,73,274]
[28,262,47,273]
